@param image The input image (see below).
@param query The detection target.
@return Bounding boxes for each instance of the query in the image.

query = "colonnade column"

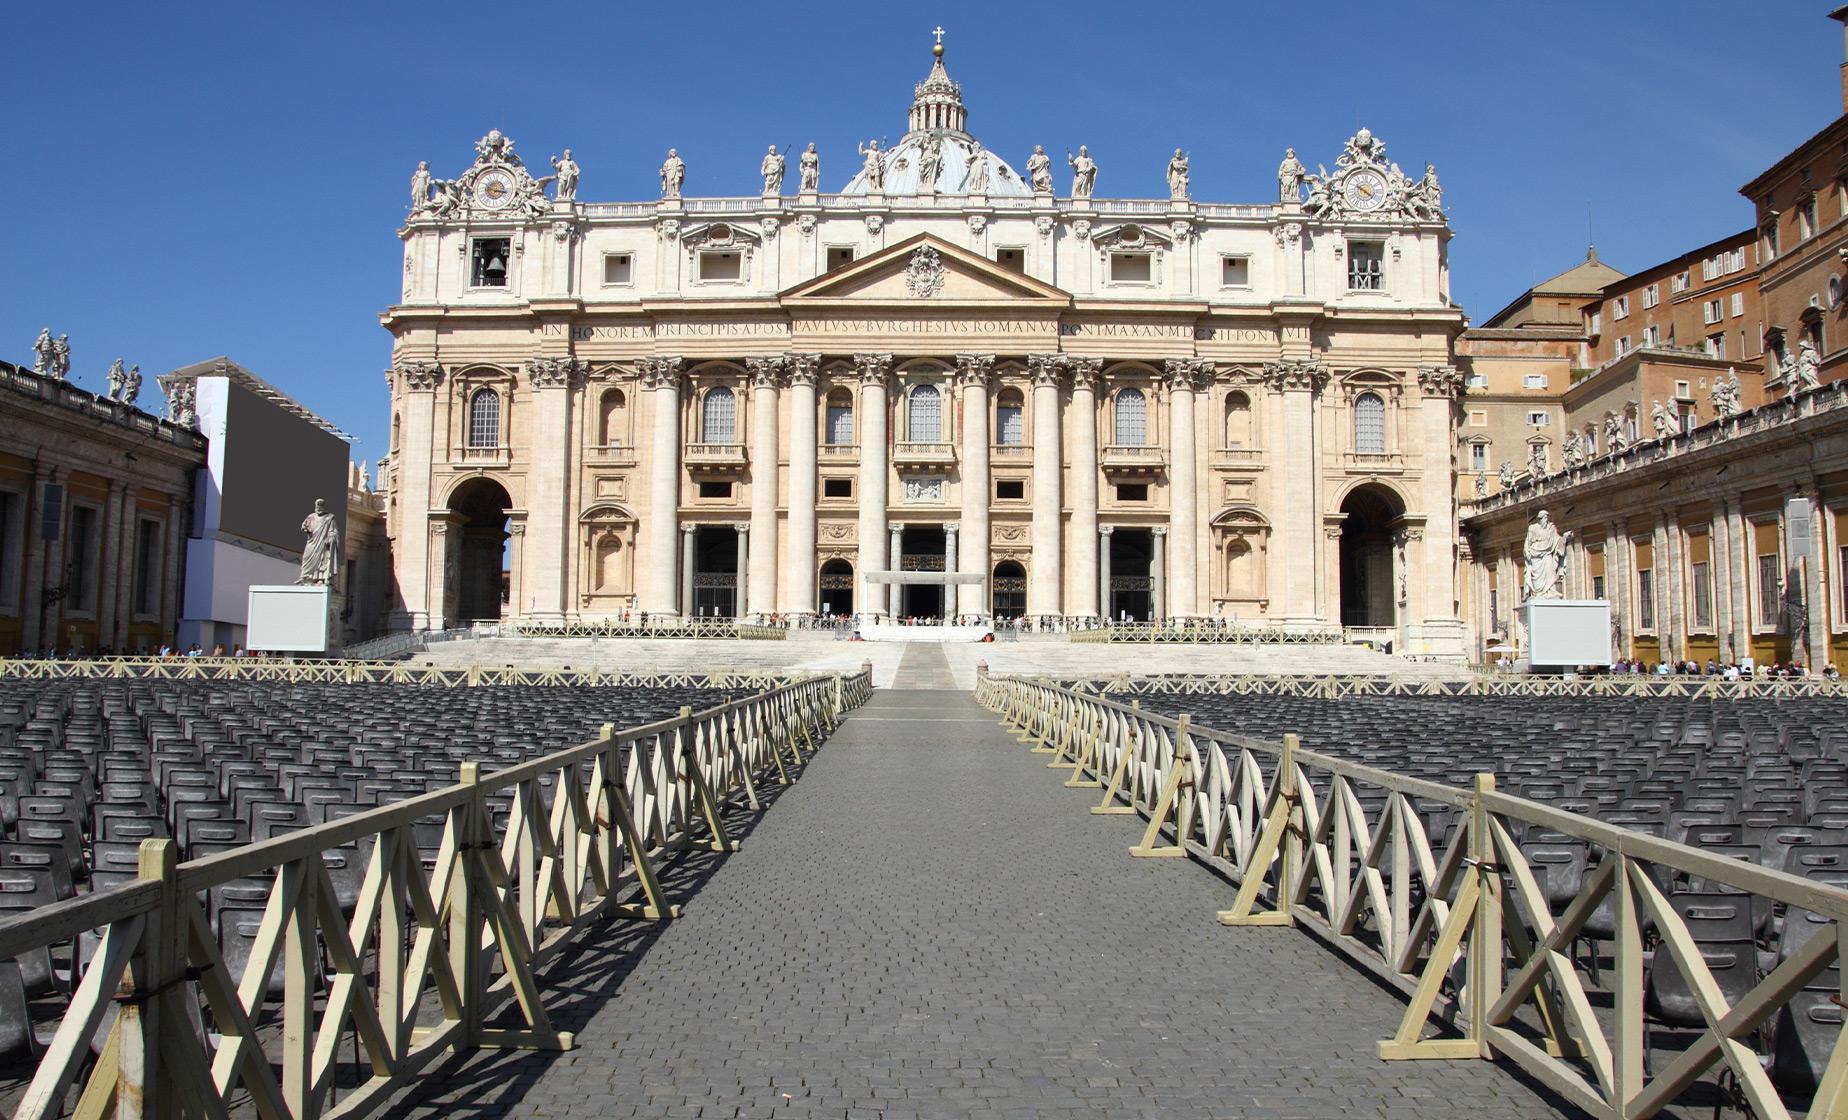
[1662,510,1684,660]
[642,356,685,615]
[1725,499,1750,661]
[956,354,994,618]
[734,525,749,619]
[679,524,696,618]
[1415,366,1468,654]
[1068,359,1102,618]
[1151,527,1167,623]
[944,521,961,583]
[1026,355,1064,617]
[524,355,580,623]
[854,354,893,621]
[784,354,821,617]
[745,356,783,618]
[390,362,443,629]
[1608,520,1631,658]
[888,523,904,619]
[1098,524,1114,621]
[1806,484,1830,669]
[110,481,137,650]
[1163,359,1203,619]
[1264,358,1329,628]
[97,480,124,648]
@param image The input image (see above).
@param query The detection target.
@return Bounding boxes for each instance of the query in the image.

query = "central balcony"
[819,442,860,466]
[892,441,958,471]
[684,442,748,476]
[1210,447,1265,472]
[1342,451,1406,474]
[1101,444,1166,478]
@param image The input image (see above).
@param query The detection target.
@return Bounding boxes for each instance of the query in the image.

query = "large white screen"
[1524,600,1611,667]
[247,585,331,653]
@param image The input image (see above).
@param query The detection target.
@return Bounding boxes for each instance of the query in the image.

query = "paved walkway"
[382,687,1579,1120]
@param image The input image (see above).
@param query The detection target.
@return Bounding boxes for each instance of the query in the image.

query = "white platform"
[248,584,332,653]
[1521,599,1611,668]
[856,623,991,643]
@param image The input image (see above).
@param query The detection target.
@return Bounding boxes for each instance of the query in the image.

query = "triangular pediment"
[780,233,1070,308]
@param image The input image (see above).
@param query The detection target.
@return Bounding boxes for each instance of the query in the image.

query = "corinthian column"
[643,356,685,614]
[1068,358,1102,617]
[1415,365,1468,655]
[784,354,820,617]
[956,353,994,617]
[1163,358,1206,619]
[390,361,443,629]
[524,355,583,623]
[855,354,893,619]
[745,356,784,618]
[1027,354,1064,617]
[1263,358,1328,628]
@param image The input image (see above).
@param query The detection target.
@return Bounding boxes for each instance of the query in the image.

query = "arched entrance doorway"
[898,525,947,619]
[692,527,739,618]
[1338,484,1403,631]
[992,560,1026,619]
[447,478,511,624]
[1107,529,1154,621]
[818,559,854,619]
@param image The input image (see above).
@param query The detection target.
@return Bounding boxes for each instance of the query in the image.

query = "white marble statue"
[1528,442,1547,476]
[659,149,685,199]
[963,142,991,193]
[798,143,819,192]
[857,140,884,191]
[1408,163,1443,219]
[1604,411,1631,453]
[167,381,197,428]
[1711,369,1744,416]
[50,335,70,381]
[1791,338,1822,391]
[759,145,785,195]
[32,328,55,375]
[551,149,580,201]
[1473,471,1487,496]
[1067,146,1097,198]
[1166,148,1189,201]
[1302,171,1332,218]
[1563,429,1585,468]
[410,161,432,211]
[105,359,126,400]
[297,498,341,587]
[918,133,945,192]
[122,364,141,406]
[1498,460,1515,492]
[1650,399,1676,440]
[1278,148,1305,203]
[1026,145,1053,193]
[1522,509,1572,601]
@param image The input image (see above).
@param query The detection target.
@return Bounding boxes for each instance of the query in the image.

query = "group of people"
[1495,653,1843,680]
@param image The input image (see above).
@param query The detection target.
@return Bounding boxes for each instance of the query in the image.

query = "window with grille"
[1353,392,1386,453]
[470,239,510,287]
[1637,568,1656,630]
[826,394,854,444]
[1469,443,1488,471]
[1348,242,1384,290]
[467,388,501,448]
[1757,552,1781,628]
[702,387,736,443]
[1113,388,1147,445]
[995,399,1024,445]
[1691,560,1713,629]
[908,384,942,442]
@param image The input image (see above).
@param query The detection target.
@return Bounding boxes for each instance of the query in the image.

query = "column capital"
[1066,357,1102,392]
[680,523,697,536]
[1259,358,1330,394]
[785,352,822,387]
[944,521,961,533]
[734,523,749,535]
[1163,358,1213,391]
[1417,363,1467,400]
[1027,353,1065,388]
[890,522,906,533]
[852,352,894,386]
[954,353,995,388]
[640,355,686,391]
[1099,524,1116,536]
[524,355,587,390]
[745,355,786,389]
[393,361,445,392]
[1152,526,1168,537]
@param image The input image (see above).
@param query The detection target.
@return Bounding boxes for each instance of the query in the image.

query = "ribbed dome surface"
[839,43,1031,198]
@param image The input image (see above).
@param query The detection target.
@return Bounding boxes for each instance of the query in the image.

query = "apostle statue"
[50,335,70,381]
[32,328,55,375]
[1528,442,1547,476]
[410,160,432,211]
[1497,460,1515,492]
[759,145,785,195]
[1277,148,1305,203]
[298,498,341,587]
[1522,510,1571,601]
[918,133,944,192]
[1473,471,1487,497]
[1067,145,1097,198]
[1409,163,1443,218]
[798,142,820,192]
[963,141,991,193]
[106,359,126,400]
[1604,410,1631,452]
[1791,337,1822,391]
[551,149,580,201]
[1711,369,1743,416]
[1026,144,1053,193]
[857,140,884,191]
[1562,429,1585,468]
[122,364,141,406]
[659,149,685,199]
[1166,148,1189,201]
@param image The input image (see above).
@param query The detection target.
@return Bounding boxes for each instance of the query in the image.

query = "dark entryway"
[1339,485,1401,628]
[448,478,510,624]
[819,558,854,618]
[899,524,947,620]
[992,560,1026,619]
[693,526,738,618]
[1108,529,1154,622]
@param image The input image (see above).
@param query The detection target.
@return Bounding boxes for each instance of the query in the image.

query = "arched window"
[909,384,942,442]
[995,388,1025,445]
[1353,391,1386,454]
[600,388,627,447]
[467,387,501,448]
[391,413,401,452]
[826,388,854,445]
[702,386,736,443]
[1114,388,1147,446]
[1223,391,1252,448]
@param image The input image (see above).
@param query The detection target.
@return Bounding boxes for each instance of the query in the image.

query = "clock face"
[474,169,516,209]
[1344,170,1387,212]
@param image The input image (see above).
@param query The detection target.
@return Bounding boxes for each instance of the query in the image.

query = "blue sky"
[6,0,1841,460]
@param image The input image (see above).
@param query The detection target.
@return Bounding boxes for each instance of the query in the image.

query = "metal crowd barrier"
[0,658,806,692]
[976,671,1848,1120]
[0,668,872,1120]
[1047,671,1848,701]
[490,618,787,640]
[1069,623,1348,644]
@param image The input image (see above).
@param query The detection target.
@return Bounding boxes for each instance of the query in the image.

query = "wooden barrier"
[0,658,808,692]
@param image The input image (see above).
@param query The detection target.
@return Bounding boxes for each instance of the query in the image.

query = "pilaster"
[1261,357,1329,627]
[746,356,784,618]
[784,354,820,616]
[523,355,584,623]
[389,361,443,630]
[1068,358,1101,618]
[856,354,893,620]
[642,356,685,614]
[1027,354,1064,617]
[955,353,994,617]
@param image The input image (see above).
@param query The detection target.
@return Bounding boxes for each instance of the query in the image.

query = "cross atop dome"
[910,29,966,135]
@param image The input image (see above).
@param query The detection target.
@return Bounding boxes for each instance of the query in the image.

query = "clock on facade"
[473,169,517,209]
[1343,169,1387,212]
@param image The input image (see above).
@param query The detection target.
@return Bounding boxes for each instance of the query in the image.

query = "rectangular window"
[697,481,733,500]
[1707,333,1726,359]
[1469,443,1488,471]
[470,238,510,288]
[602,253,632,285]
[67,505,98,613]
[996,480,1025,500]
[995,403,1024,445]
[1731,292,1744,317]
[133,518,160,616]
[1347,241,1384,290]
[1643,325,1660,347]
[1643,284,1659,309]
[1637,567,1656,631]
[1115,483,1149,502]
[1703,299,1722,325]
[1615,336,1632,357]
[1691,560,1712,630]
[1613,295,1630,319]
[826,404,853,445]
[1592,573,1607,600]
[1489,585,1500,632]
[1763,222,1779,259]
[995,247,1025,273]
[698,251,742,281]
[1799,198,1817,240]
[0,490,19,610]
[1220,255,1251,287]
[822,478,852,499]
[1468,409,1487,426]
[1674,380,1691,398]
[1672,272,1690,294]
[1757,552,1781,628]
[1588,311,1603,335]
[826,246,855,272]
[1522,373,1548,389]
[1526,410,1549,426]
[1109,253,1153,283]
[1702,256,1718,281]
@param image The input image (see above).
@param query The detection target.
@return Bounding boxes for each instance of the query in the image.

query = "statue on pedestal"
[1498,460,1515,492]
[298,498,341,587]
[798,143,820,192]
[857,140,884,191]
[50,335,70,381]
[659,149,685,199]
[551,149,580,201]
[1067,145,1097,198]
[1792,338,1822,391]
[1026,145,1053,193]
[1522,510,1571,601]
[122,364,141,406]
[963,142,991,193]
[1166,149,1189,201]
[32,329,55,375]
[1711,369,1744,416]
[1563,429,1585,468]
[758,145,785,195]
[410,161,432,212]
[1650,399,1676,440]
[1277,148,1305,203]
[105,359,126,400]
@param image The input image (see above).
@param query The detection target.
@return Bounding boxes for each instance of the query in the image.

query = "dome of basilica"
[839,44,1033,198]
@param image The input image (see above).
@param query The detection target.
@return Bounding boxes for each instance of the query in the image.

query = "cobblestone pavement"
[380,688,1586,1120]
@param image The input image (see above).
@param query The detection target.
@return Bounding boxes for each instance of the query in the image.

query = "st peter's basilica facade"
[379,42,1469,654]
